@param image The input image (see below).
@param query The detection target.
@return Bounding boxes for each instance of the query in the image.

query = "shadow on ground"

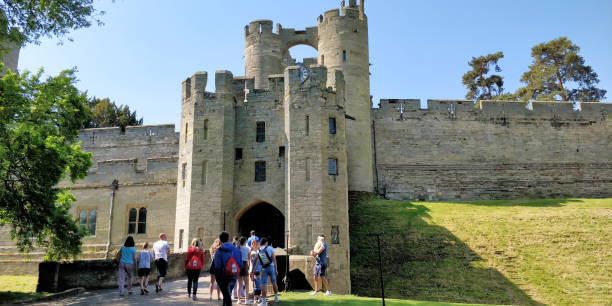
[349,197,544,305]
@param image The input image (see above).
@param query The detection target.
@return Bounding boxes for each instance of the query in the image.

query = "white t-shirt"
[152,240,170,261]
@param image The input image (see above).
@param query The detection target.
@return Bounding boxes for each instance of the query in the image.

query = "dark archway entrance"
[238,202,285,248]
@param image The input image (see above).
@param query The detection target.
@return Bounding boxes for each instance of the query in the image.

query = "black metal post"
[376,234,386,306]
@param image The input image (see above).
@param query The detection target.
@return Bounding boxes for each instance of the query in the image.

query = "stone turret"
[245,20,282,90]
[317,0,374,192]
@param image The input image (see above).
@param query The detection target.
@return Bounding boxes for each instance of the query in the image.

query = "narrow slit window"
[182,163,187,187]
[342,50,347,62]
[306,158,311,181]
[179,229,184,249]
[203,119,209,140]
[235,148,243,160]
[255,161,266,182]
[305,115,310,136]
[328,158,338,176]
[256,122,265,143]
[321,55,325,66]
[202,161,208,185]
[329,117,336,134]
[279,146,285,157]
[185,123,189,143]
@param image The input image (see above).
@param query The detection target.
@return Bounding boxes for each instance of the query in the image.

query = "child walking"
[137,242,154,295]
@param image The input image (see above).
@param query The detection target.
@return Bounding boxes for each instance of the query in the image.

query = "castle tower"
[245,20,282,90]
[0,42,20,75]
[317,0,374,192]
[285,65,351,294]
[175,71,236,251]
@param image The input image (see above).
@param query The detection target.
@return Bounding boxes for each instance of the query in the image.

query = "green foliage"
[462,52,509,101]
[0,67,92,260]
[0,0,102,47]
[516,37,607,102]
[84,97,143,130]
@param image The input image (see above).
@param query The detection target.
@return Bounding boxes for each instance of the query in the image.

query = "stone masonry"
[1,0,611,295]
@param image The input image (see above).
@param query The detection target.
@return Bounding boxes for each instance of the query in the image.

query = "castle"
[1,0,611,293]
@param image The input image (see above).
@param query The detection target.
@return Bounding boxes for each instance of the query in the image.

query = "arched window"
[128,208,137,234]
[88,210,97,235]
[78,208,97,236]
[138,207,147,234]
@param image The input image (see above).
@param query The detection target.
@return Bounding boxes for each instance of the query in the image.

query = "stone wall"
[36,252,194,293]
[373,99,612,200]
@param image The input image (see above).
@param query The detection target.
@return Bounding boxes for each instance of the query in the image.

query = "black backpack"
[258,246,273,268]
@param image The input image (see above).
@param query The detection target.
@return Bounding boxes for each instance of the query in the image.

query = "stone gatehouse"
[1,0,611,294]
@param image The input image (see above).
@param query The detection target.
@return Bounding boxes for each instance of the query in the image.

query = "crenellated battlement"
[77,124,178,146]
[245,20,276,37]
[375,99,611,122]
[318,0,366,24]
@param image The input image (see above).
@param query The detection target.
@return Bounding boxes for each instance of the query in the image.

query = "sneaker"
[325,290,332,296]
[143,288,149,294]
[155,284,159,293]
[187,293,191,298]
[257,298,267,306]
[309,291,319,295]
[274,295,279,302]
[192,295,198,301]
[140,289,144,295]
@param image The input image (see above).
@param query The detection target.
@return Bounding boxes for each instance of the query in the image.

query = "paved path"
[32,276,247,305]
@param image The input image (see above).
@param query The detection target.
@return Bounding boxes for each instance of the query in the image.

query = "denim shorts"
[260,265,276,285]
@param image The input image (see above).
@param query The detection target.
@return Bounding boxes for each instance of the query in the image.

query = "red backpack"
[186,248,204,270]
[225,255,240,277]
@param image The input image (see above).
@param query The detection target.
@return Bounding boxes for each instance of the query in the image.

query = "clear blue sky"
[19,0,612,128]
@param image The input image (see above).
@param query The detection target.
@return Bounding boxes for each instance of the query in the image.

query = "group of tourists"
[115,230,332,306]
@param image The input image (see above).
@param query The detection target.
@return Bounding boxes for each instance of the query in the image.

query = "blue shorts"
[314,263,327,276]
[260,265,276,285]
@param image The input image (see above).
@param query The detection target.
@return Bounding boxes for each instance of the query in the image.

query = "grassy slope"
[349,197,612,305]
[0,275,49,302]
[279,292,485,306]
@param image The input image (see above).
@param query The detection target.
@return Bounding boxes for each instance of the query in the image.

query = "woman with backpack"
[185,238,205,301]
[115,236,137,297]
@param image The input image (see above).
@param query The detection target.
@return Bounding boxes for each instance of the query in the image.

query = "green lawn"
[0,275,50,302]
[279,291,484,305]
[349,197,612,305]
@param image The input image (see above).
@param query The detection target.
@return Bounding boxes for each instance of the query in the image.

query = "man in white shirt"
[152,233,171,293]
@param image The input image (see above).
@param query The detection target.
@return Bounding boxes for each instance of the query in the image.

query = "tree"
[84,97,143,130]
[462,52,508,101]
[516,37,607,102]
[0,0,102,47]
[0,67,92,260]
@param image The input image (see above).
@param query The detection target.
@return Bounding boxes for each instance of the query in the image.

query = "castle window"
[321,55,325,66]
[329,117,336,134]
[256,122,265,143]
[342,50,347,62]
[185,123,189,143]
[306,158,311,181]
[128,207,147,234]
[203,119,209,140]
[328,158,338,175]
[279,146,285,157]
[331,225,340,244]
[305,115,310,136]
[255,161,266,182]
[235,148,243,160]
[202,161,208,185]
[78,208,97,236]
[182,163,187,187]
[179,229,184,249]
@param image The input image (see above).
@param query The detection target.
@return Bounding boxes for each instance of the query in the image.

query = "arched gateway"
[237,202,285,248]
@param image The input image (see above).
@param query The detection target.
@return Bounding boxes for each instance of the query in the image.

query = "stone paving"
[32,276,251,306]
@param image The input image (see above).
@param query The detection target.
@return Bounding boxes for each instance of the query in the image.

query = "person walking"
[310,235,331,296]
[252,237,278,306]
[136,242,154,295]
[152,233,171,293]
[239,237,251,304]
[185,238,205,301]
[213,231,242,306]
[247,230,259,248]
[249,239,262,305]
[115,236,137,297]
[209,238,222,300]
